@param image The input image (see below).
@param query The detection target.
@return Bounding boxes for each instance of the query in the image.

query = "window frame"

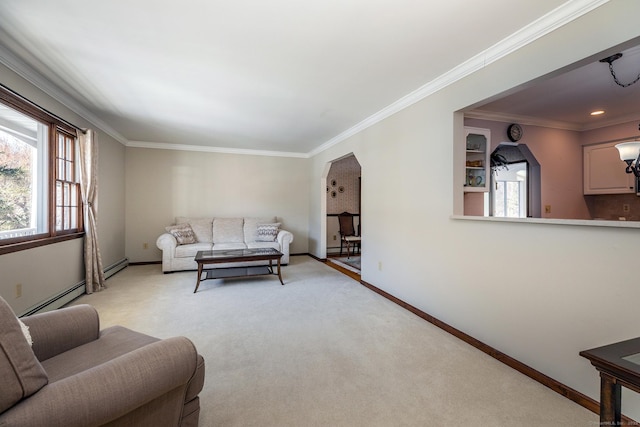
[0,85,84,255]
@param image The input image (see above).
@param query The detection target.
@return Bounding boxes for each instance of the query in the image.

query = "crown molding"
[126,141,310,158]
[0,0,609,158]
[467,109,640,133]
[464,110,583,131]
[308,0,609,157]
[0,45,129,145]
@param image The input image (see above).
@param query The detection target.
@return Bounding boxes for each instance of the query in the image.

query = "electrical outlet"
[333,235,336,241]
[143,242,149,249]
[15,283,22,298]
[545,205,551,214]
[623,204,631,213]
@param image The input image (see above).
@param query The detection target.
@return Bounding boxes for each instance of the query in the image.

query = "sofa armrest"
[277,229,293,246]
[0,336,200,427]
[157,233,178,272]
[156,232,177,251]
[21,304,100,362]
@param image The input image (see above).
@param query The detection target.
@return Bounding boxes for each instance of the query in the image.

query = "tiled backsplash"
[585,194,640,221]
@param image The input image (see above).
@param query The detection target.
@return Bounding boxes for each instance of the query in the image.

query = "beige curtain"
[78,129,106,293]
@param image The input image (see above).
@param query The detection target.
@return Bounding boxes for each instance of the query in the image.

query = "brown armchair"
[0,296,205,427]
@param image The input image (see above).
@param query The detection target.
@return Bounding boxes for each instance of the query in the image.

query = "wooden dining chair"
[338,212,361,258]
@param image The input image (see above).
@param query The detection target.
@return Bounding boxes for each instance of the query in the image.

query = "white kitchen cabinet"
[583,141,635,194]
[464,127,491,192]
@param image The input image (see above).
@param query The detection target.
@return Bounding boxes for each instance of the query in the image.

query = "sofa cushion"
[256,223,281,242]
[246,241,281,251]
[165,224,197,245]
[176,217,213,243]
[212,218,244,243]
[175,243,212,258]
[211,242,248,251]
[243,217,277,242]
[0,297,48,413]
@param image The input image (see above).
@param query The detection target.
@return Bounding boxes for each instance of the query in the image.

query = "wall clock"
[507,123,523,142]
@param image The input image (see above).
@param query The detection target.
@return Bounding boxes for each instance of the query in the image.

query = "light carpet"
[70,256,596,426]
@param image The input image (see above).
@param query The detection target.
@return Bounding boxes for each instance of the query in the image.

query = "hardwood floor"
[323,254,361,281]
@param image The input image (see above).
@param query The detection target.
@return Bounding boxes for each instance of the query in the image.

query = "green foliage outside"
[0,133,32,232]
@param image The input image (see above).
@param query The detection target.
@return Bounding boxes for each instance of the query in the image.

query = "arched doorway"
[324,154,361,272]
[489,143,541,218]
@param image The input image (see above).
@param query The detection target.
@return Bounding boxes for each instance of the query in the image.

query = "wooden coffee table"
[193,248,284,293]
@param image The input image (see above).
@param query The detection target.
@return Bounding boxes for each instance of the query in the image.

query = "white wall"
[125,147,310,262]
[309,1,640,420]
[0,63,126,315]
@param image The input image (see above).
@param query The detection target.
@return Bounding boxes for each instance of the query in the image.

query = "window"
[55,131,81,233]
[0,85,83,253]
[492,162,527,218]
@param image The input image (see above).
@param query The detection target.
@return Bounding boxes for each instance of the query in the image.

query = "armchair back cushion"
[0,297,48,413]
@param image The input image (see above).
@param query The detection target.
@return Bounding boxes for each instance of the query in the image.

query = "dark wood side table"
[580,337,640,425]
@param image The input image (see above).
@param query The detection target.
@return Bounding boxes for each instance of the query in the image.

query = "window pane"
[0,104,48,240]
[70,207,77,228]
[56,206,62,230]
[64,207,70,229]
[63,182,70,206]
[56,181,62,206]
[70,185,77,207]
[58,158,65,180]
[66,160,72,181]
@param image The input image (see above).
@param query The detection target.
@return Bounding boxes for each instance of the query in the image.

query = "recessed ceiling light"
[590,110,605,116]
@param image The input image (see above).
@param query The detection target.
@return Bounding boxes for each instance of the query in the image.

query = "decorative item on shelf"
[331,179,337,186]
[331,190,337,198]
[467,175,483,187]
[466,141,481,151]
[338,186,344,193]
[600,53,640,88]
[615,141,640,176]
[507,123,523,142]
[466,160,483,167]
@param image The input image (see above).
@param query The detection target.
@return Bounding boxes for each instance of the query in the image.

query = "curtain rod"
[0,82,86,133]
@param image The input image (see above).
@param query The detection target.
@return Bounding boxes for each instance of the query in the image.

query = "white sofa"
[156,216,294,273]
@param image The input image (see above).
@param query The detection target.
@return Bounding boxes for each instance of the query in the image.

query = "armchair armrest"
[0,337,200,427]
[21,305,100,362]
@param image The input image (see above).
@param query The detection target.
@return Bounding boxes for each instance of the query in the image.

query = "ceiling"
[0,1,610,156]
[469,43,640,131]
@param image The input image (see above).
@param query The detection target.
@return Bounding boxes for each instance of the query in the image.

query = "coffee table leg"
[194,263,203,293]
[277,257,284,285]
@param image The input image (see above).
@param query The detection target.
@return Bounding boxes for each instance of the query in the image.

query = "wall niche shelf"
[464,126,491,192]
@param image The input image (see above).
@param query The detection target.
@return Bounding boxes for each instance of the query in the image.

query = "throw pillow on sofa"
[165,224,197,245]
[256,223,280,242]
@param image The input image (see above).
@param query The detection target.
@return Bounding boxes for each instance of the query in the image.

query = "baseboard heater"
[20,258,129,317]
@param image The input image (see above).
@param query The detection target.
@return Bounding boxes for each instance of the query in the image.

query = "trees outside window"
[0,86,82,253]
